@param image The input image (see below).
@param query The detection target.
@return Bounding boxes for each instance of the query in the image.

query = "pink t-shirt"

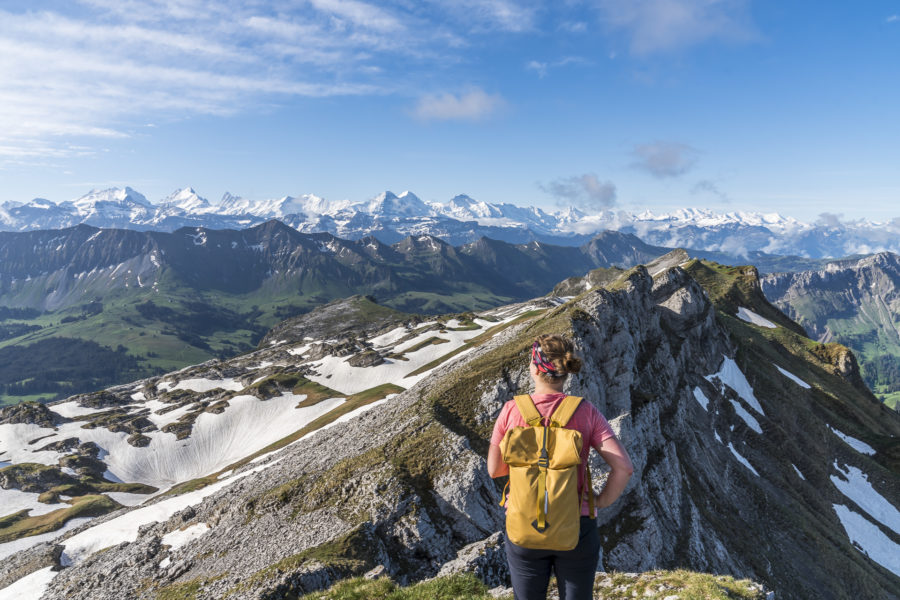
[490,393,616,516]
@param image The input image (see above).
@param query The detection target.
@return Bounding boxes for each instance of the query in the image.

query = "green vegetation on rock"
[0,494,122,543]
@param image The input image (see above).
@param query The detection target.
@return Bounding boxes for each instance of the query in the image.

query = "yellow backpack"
[499,394,595,550]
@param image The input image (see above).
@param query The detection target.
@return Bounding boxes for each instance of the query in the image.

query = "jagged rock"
[0,401,65,428]
[71,390,129,409]
[37,437,81,453]
[58,452,108,478]
[0,463,78,493]
[78,442,101,458]
[435,531,509,588]
[347,349,384,367]
[127,433,151,448]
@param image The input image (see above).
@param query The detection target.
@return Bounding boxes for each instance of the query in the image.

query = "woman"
[487,334,634,600]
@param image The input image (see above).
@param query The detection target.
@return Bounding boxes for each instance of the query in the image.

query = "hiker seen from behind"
[488,334,634,600]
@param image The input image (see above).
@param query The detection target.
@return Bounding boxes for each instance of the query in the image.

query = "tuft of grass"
[297,573,492,600]
[595,569,766,600]
[155,574,228,600]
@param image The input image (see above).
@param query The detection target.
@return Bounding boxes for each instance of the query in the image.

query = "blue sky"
[0,0,898,222]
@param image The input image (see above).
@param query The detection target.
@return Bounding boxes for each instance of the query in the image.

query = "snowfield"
[830,461,900,535]
[727,442,760,476]
[828,426,877,456]
[736,307,777,328]
[832,504,900,577]
[161,522,211,551]
[307,309,535,395]
[0,565,56,600]
[774,365,811,389]
[692,387,709,411]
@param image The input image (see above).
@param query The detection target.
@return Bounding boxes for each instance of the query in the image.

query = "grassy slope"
[685,260,900,470]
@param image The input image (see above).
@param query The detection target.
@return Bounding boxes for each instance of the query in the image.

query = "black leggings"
[504,517,601,600]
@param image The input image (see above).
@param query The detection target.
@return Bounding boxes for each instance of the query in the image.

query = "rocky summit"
[0,259,898,600]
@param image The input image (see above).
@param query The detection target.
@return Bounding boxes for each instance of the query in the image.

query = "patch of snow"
[1,393,345,492]
[0,565,57,600]
[830,462,900,534]
[832,504,900,577]
[692,387,709,411]
[49,401,106,418]
[105,492,155,507]
[829,426,876,455]
[217,469,233,479]
[736,307,777,328]
[287,344,312,357]
[706,356,765,415]
[714,431,722,444]
[0,488,68,517]
[161,522,210,550]
[775,365,811,389]
[727,442,759,476]
[170,377,244,393]
[728,399,762,434]
[159,556,171,569]
[368,325,413,348]
[792,464,806,480]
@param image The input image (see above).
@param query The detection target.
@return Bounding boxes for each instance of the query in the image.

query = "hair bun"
[564,352,582,374]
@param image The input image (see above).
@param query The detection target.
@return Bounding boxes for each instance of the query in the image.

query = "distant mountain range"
[3,186,900,258]
[0,222,667,405]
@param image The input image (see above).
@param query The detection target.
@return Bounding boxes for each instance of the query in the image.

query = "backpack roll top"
[499,394,586,551]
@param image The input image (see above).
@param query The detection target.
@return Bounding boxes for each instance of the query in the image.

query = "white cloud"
[413,89,506,121]
[632,141,699,178]
[888,15,900,23]
[538,173,617,211]
[595,0,758,55]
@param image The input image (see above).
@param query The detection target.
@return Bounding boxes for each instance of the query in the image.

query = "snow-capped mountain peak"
[161,187,211,212]
[71,187,152,211]
[367,190,433,218]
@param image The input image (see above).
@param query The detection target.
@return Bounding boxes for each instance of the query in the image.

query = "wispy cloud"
[887,15,900,23]
[691,179,730,202]
[595,0,758,55]
[539,173,617,211]
[526,56,588,78]
[632,141,699,178]
[432,0,539,33]
[0,2,533,161]
[413,89,506,121]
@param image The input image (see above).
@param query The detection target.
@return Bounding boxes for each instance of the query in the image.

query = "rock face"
[761,251,900,403]
[5,264,900,600]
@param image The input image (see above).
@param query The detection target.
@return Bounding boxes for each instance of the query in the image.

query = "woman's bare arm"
[594,436,634,508]
[487,443,509,478]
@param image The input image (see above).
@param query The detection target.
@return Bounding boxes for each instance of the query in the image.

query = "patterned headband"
[531,341,561,377]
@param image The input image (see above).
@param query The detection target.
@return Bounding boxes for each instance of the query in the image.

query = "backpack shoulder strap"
[549,395,582,428]
[513,394,543,427]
